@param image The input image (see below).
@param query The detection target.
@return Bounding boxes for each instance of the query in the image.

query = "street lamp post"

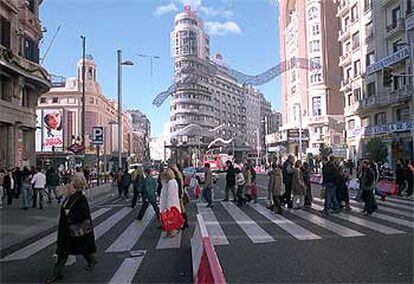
[117,49,134,171]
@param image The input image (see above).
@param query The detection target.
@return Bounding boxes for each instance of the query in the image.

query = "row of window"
[347,107,410,130]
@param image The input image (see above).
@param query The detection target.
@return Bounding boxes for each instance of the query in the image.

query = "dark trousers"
[122,185,130,198]
[406,178,413,197]
[282,182,292,208]
[32,188,44,208]
[202,187,213,205]
[236,185,245,206]
[224,185,236,201]
[362,190,376,214]
[6,188,13,205]
[137,199,160,220]
[324,183,339,211]
[53,252,95,277]
[398,182,406,195]
[14,184,21,198]
[304,186,312,206]
[272,195,283,213]
[131,187,142,208]
[117,183,122,197]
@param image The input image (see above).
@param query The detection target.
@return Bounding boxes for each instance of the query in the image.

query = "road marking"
[94,207,132,240]
[249,203,321,240]
[375,200,413,211]
[108,251,146,284]
[196,204,229,245]
[156,231,182,249]
[0,208,111,262]
[220,202,275,243]
[311,203,405,235]
[385,196,414,205]
[105,209,155,252]
[349,199,414,218]
[289,208,364,237]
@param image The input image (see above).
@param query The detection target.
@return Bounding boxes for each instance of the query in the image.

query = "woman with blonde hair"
[159,168,182,238]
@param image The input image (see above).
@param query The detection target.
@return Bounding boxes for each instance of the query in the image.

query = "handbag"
[160,206,183,232]
[65,195,92,237]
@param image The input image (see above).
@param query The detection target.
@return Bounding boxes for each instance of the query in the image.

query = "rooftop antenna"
[40,24,61,65]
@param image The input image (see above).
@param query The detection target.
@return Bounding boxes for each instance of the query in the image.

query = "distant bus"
[202,154,233,172]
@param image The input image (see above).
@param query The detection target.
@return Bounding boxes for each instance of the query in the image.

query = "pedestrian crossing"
[1,194,413,283]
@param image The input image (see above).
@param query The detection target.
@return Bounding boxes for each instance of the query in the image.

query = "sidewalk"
[0,183,117,252]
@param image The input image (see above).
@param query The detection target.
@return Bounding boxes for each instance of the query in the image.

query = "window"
[309,40,320,52]
[52,97,59,103]
[353,60,361,77]
[311,57,321,68]
[40,97,46,104]
[396,107,410,121]
[361,117,369,127]
[375,112,387,125]
[364,0,373,12]
[346,67,352,80]
[21,87,29,107]
[393,39,403,52]
[367,82,375,97]
[408,0,412,15]
[28,0,35,13]
[392,6,401,27]
[312,97,322,116]
[354,88,361,101]
[366,21,374,39]
[347,94,353,106]
[348,119,356,130]
[366,52,375,67]
[344,17,350,31]
[345,41,351,53]
[0,75,12,102]
[88,68,93,80]
[352,32,360,49]
[89,97,94,104]
[0,17,11,49]
[24,37,39,63]
[311,24,320,36]
[310,73,322,83]
[351,4,359,22]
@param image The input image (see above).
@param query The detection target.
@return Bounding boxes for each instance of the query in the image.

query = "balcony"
[338,28,351,41]
[357,87,413,111]
[386,19,405,39]
[339,52,351,66]
[307,115,329,125]
[337,0,349,17]
[340,79,352,92]
[381,0,398,7]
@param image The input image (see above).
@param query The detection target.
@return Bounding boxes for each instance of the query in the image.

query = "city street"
[1,174,413,283]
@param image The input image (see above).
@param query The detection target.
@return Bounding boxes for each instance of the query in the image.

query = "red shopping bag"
[160,207,183,232]
[378,180,398,196]
[194,184,201,198]
[251,183,258,199]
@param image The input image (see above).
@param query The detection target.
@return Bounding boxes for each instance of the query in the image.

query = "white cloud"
[205,21,242,36]
[174,0,202,8]
[154,3,178,16]
[198,6,233,18]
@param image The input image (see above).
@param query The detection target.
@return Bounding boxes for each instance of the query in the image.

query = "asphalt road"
[0,174,413,283]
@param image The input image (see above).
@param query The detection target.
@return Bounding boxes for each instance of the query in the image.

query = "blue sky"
[40,0,281,137]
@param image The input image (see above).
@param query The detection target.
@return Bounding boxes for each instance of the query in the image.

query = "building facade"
[127,109,151,163]
[170,8,272,165]
[36,56,134,167]
[0,0,51,169]
[278,0,345,158]
[337,0,414,166]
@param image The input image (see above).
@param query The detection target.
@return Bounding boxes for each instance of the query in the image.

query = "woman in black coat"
[46,181,97,283]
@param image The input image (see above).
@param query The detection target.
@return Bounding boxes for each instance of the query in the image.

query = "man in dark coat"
[13,167,22,199]
[282,155,294,208]
[321,158,339,215]
[360,160,376,215]
[224,161,236,202]
[137,169,160,220]
[121,169,132,198]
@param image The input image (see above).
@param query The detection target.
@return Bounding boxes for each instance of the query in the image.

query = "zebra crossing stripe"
[289,208,364,237]
[196,204,229,246]
[105,209,155,253]
[311,203,405,235]
[94,207,132,240]
[156,231,182,249]
[386,196,414,205]
[375,200,413,211]
[0,208,111,262]
[249,203,321,240]
[220,202,275,243]
[349,199,414,218]
[108,251,146,284]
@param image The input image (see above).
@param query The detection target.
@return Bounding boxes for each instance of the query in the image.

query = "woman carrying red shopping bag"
[159,169,183,238]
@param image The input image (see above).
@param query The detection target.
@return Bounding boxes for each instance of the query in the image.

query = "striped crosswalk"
[1,193,413,283]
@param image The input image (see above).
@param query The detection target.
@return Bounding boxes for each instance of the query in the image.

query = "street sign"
[92,126,104,145]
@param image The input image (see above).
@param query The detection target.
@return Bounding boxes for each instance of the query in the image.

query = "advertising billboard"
[36,109,64,152]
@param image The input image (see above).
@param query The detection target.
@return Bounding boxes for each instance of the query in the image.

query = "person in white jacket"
[159,168,181,238]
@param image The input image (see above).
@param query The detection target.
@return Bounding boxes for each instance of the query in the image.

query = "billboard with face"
[36,109,64,152]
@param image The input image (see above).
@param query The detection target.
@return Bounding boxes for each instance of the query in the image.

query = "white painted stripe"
[156,231,182,249]
[108,251,146,284]
[311,203,405,235]
[0,208,111,262]
[349,199,414,218]
[220,202,275,243]
[94,207,132,240]
[105,209,155,252]
[312,198,414,229]
[386,196,414,205]
[196,204,229,245]
[375,199,413,211]
[249,203,321,240]
[289,208,364,237]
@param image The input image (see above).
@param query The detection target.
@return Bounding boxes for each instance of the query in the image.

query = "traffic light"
[382,67,393,87]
